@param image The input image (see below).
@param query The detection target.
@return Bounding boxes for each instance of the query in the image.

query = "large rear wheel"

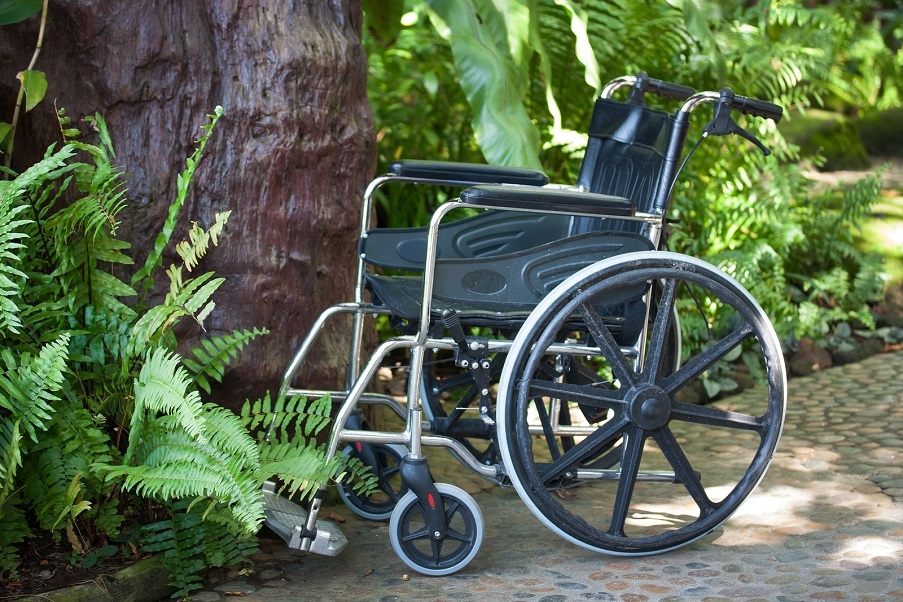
[497,252,786,555]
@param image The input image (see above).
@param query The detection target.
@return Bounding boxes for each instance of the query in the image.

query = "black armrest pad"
[460,185,636,217]
[388,160,549,187]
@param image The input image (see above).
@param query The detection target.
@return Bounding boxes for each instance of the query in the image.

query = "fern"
[241,391,333,438]
[0,496,31,580]
[0,333,70,442]
[243,393,377,500]
[182,328,269,394]
[0,418,22,503]
[132,106,224,293]
[99,415,265,533]
[142,500,256,598]
[98,349,266,532]
[129,269,224,355]
[0,202,30,335]
[128,348,209,454]
[176,210,231,272]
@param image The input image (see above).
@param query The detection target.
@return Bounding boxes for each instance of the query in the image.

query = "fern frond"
[0,418,22,503]
[141,505,209,597]
[182,328,269,394]
[142,499,256,598]
[0,333,70,442]
[132,106,224,291]
[259,442,347,501]
[0,497,32,580]
[20,444,79,533]
[241,392,332,440]
[129,269,224,353]
[0,198,32,335]
[129,348,207,453]
[200,403,260,466]
[176,211,232,272]
[100,423,264,533]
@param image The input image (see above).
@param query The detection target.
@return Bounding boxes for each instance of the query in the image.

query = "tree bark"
[0,1,375,408]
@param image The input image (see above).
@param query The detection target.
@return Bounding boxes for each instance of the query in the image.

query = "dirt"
[0,535,148,600]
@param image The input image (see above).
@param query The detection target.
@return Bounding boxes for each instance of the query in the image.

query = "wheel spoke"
[671,400,764,432]
[524,378,626,412]
[652,426,716,515]
[578,302,638,389]
[608,425,646,536]
[529,393,561,461]
[643,278,678,382]
[402,527,429,543]
[661,323,753,394]
[539,415,629,483]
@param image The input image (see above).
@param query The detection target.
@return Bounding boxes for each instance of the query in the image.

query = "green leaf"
[552,0,600,92]
[426,0,542,169]
[0,122,10,147]
[0,0,42,25]
[19,70,47,112]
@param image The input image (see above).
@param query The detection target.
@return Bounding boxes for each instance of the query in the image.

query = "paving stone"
[183,351,903,601]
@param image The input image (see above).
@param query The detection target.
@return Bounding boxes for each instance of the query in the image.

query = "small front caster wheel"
[389,483,483,576]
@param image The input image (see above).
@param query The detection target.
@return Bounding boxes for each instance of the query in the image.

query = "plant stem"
[3,0,50,171]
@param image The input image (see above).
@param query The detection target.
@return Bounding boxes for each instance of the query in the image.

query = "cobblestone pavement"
[190,351,903,602]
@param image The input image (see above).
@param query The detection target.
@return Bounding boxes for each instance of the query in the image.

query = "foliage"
[0,108,369,596]
[141,499,258,598]
[0,0,49,168]
[364,0,899,347]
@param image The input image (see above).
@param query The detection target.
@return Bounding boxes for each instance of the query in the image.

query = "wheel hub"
[627,385,672,430]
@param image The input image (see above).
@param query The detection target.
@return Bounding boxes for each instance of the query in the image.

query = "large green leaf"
[552,0,600,92]
[426,0,542,169]
[20,70,47,112]
[0,0,41,25]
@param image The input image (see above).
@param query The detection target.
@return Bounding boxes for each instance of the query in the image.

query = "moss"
[859,108,903,157]
[780,109,871,171]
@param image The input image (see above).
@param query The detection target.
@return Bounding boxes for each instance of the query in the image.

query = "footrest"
[262,482,348,556]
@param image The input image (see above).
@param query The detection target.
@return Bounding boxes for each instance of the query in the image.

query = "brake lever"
[704,91,772,156]
[704,114,771,156]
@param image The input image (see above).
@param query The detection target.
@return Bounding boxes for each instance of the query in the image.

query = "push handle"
[728,93,783,123]
[627,72,695,105]
[640,73,696,101]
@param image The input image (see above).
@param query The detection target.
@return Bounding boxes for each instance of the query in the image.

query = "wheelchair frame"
[262,73,788,575]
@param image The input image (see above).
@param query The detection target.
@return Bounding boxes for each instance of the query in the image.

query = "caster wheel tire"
[389,483,484,576]
[497,252,786,555]
[337,443,408,521]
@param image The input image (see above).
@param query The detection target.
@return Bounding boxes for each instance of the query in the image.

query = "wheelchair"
[261,73,787,576]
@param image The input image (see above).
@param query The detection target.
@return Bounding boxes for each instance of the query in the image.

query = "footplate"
[262,481,348,556]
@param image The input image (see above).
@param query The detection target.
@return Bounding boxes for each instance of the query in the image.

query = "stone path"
[189,351,903,601]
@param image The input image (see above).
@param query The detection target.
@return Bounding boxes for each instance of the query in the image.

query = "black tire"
[497,252,786,555]
[389,483,484,576]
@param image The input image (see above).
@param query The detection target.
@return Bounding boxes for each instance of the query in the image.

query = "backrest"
[571,99,674,235]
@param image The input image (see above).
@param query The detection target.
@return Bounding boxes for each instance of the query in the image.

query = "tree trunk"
[0,1,375,408]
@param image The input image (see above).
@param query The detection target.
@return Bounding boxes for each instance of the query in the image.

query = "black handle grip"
[632,72,695,101]
[647,77,696,101]
[730,95,783,123]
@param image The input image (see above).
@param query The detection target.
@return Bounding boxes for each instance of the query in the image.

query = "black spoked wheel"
[389,483,484,576]
[497,252,786,555]
[337,443,408,521]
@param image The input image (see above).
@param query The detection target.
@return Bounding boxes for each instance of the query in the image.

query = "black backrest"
[571,99,674,235]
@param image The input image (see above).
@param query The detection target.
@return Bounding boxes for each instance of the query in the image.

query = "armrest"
[388,160,549,187]
[460,184,636,217]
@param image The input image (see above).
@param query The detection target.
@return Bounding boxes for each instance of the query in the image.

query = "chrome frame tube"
[279,302,395,399]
